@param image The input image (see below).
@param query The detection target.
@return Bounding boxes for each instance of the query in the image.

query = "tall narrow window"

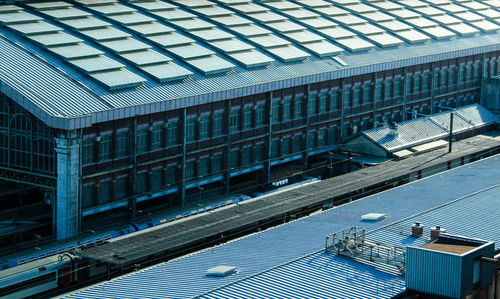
[458,65,465,84]
[440,69,448,87]
[166,164,177,185]
[116,129,129,158]
[199,115,210,139]
[151,123,163,150]
[319,92,328,112]
[473,61,481,81]
[82,136,95,165]
[185,116,196,142]
[136,127,148,154]
[230,150,239,168]
[283,98,291,121]
[329,126,338,144]
[294,96,303,118]
[185,160,196,180]
[115,176,128,200]
[167,120,179,146]
[281,137,290,155]
[433,69,440,88]
[272,100,280,123]
[404,75,411,95]
[308,95,317,116]
[465,63,473,82]
[413,73,421,93]
[448,67,455,86]
[99,133,112,161]
[254,143,263,161]
[374,80,382,102]
[151,168,162,191]
[353,85,361,106]
[198,157,209,177]
[213,112,224,136]
[293,135,302,152]
[271,139,279,158]
[343,87,351,108]
[330,89,339,110]
[242,106,252,130]
[255,103,265,126]
[307,131,315,149]
[422,72,430,91]
[98,180,112,204]
[394,76,402,97]
[82,183,95,208]
[212,154,222,173]
[241,146,252,165]
[363,83,371,103]
[136,171,147,194]
[230,107,240,133]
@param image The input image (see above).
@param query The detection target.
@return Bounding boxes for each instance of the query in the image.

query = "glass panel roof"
[99,38,152,53]
[8,21,61,35]
[393,28,430,43]
[186,55,235,74]
[280,8,320,19]
[430,14,462,25]
[140,63,193,82]
[131,1,177,12]
[90,4,136,16]
[210,14,253,26]
[227,50,274,67]
[365,32,403,47]
[301,40,343,56]
[119,49,172,66]
[59,17,110,30]
[248,34,291,48]
[378,20,412,31]
[153,9,196,21]
[190,28,235,41]
[127,22,175,36]
[40,7,92,20]
[349,23,385,35]
[208,38,254,52]
[0,11,42,25]
[170,18,216,31]
[299,17,337,29]
[313,6,349,16]
[107,12,156,25]
[446,23,480,35]
[283,30,325,43]
[79,27,131,41]
[147,32,194,47]
[27,1,71,10]
[420,26,456,39]
[192,6,233,17]
[68,55,124,73]
[318,27,357,39]
[265,45,310,62]
[167,43,215,59]
[249,11,288,23]
[268,20,306,33]
[334,36,374,52]
[29,31,82,47]
[229,24,271,36]
[90,69,145,90]
[49,43,104,59]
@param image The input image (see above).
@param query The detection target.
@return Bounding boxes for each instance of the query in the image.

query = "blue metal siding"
[406,247,462,298]
[62,155,500,299]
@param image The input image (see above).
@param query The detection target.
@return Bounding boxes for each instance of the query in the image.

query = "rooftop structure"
[60,154,500,299]
[344,103,499,157]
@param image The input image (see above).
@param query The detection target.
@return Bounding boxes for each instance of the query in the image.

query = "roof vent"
[360,213,386,221]
[430,225,446,239]
[206,266,237,277]
[388,122,398,138]
[412,222,424,236]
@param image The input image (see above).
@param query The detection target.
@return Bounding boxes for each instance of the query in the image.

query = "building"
[1,0,500,240]
[59,154,500,299]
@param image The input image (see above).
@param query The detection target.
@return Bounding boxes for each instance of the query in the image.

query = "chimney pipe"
[412,222,424,236]
[430,225,446,239]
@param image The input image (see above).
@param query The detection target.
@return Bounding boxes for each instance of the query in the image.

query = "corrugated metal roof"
[2,0,500,129]
[61,154,500,299]
[360,104,499,153]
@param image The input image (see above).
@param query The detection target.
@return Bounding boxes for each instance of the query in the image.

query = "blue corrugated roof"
[62,154,500,299]
[1,0,500,129]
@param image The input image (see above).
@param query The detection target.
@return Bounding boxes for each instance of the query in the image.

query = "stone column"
[54,131,81,240]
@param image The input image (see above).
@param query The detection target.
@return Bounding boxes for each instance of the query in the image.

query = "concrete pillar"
[54,131,81,240]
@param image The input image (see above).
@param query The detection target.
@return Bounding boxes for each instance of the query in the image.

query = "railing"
[325,227,406,275]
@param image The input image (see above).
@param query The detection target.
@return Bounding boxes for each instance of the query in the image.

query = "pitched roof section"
[1,0,500,128]
[359,104,498,153]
